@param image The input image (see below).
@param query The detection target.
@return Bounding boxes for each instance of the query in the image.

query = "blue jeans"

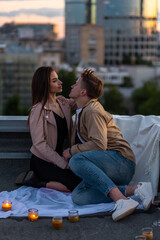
[69,150,135,205]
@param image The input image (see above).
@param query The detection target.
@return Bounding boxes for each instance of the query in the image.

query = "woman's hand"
[62,148,71,162]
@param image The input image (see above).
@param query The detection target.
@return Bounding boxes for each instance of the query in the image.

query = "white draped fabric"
[114,115,160,196]
[0,115,159,218]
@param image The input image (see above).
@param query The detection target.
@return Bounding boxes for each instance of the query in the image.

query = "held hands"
[62,148,71,162]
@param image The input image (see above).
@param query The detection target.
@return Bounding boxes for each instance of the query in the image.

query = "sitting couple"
[16,66,153,221]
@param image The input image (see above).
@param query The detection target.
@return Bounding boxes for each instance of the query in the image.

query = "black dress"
[30,112,81,191]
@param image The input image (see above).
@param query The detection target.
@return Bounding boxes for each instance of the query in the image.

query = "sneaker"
[112,198,139,222]
[134,182,153,210]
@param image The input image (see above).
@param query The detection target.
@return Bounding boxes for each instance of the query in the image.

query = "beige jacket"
[71,99,135,163]
[30,96,75,169]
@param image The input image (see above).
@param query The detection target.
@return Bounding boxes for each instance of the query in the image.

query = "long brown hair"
[28,66,55,124]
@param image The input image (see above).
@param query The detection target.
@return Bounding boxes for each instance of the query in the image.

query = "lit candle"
[142,227,153,240]
[52,217,63,230]
[2,200,12,211]
[68,210,79,223]
[142,232,153,240]
[28,208,39,221]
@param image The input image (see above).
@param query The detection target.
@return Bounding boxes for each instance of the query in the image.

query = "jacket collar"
[76,98,98,120]
[82,98,97,109]
[43,98,71,130]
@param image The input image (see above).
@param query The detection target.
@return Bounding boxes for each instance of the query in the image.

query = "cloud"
[0,8,63,17]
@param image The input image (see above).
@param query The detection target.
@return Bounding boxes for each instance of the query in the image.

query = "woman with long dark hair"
[16,66,81,192]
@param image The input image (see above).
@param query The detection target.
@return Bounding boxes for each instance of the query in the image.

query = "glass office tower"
[65,0,86,25]
[65,0,96,26]
[65,0,157,65]
[65,0,98,64]
[103,0,157,64]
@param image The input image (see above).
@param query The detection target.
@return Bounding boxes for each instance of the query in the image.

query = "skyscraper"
[65,0,158,66]
[65,0,104,66]
[103,0,157,65]
[65,0,97,26]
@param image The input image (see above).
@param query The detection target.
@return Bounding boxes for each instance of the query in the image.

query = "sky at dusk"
[0,0,160,38]
[0,0,65,38]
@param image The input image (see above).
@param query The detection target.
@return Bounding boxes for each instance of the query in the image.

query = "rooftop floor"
[0,117,160,239]
[0,160,159,240]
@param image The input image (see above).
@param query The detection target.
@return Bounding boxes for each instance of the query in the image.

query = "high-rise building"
[66,24,104,65]
[0,22,65,113]
[0,44,63,112]
[65,0,158,66]
[0,23,58,49]
[0,50,38,109]
[65,0,105,65]
[103,0,158,65]
[65,0,97,26]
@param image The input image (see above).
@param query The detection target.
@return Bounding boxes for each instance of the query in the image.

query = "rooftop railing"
[0,116,31,160]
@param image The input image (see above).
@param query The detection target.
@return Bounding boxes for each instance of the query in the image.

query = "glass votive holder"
[2,200,12,211]
[28,208,39,221]
[52,216,63,230]
[68,210,79,223]
[142,227,153,240]
[135,236,146,240]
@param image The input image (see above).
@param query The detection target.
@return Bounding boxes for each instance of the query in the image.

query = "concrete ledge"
[0,152,31,160]
[0,116,31,160]
[0,116,29,132]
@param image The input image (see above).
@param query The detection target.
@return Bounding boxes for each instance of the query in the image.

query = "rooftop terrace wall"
[0,116,31,160]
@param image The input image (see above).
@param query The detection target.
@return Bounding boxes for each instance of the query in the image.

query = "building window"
[51,61,55,66]
[88,39,97,45]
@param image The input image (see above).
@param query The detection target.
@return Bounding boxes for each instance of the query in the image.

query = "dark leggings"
[30,154,81,191]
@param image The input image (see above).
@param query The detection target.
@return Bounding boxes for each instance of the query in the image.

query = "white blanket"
[114,115,160,196]
[0,186,143,218]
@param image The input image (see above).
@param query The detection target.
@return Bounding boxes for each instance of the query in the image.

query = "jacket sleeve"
[57,96,77,110]
[71,110,107,155]
[68,98,77,111]
[30,104,68,169]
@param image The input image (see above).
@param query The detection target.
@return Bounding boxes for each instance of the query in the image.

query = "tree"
[3,94,29,116]
[121,76,133,87]
[135,55,153,66]
[58,70,76,98]
[102,87,126,114]
[3,94,22,115]
[21,105,30,116]
[131,81,160,115]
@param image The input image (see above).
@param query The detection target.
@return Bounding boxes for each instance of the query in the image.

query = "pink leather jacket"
[29,96,75,169]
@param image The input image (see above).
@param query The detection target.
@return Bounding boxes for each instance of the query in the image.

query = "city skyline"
[0,0,64,38]
[0,0,160,38]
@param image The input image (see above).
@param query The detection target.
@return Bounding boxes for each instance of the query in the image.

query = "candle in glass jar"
[28,208,39,221]
[2,201,12,211]
[142,227,153,240]
[68,210,79,222]
[52,217,63,229]
[135,236,146,240]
